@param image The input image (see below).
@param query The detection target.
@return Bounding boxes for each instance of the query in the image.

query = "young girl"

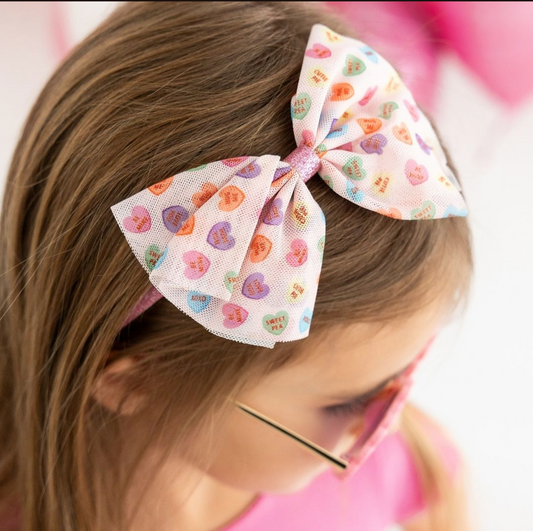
[0,2,475,530]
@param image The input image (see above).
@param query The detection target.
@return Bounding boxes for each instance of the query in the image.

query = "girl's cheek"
[308,410,358,444]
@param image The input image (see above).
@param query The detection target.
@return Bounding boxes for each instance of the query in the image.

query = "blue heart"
[187,291,211,313]
[346,180,365,202]
[153,247,168,270]
[299,307,313,333]
[325,123,348,139]
[359,44,379,64]
[443,205,468,218]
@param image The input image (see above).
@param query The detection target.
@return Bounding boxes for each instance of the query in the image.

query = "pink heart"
[221,157,248,167]
[305,43,331,59]
[358,85,377,106]
[302,130,315,147]
[403,99,420,122]
[182,250,211,279]
[405,159,429,186]
[123,205,151,233]
[222,303,249,329]
[286,239,308,267]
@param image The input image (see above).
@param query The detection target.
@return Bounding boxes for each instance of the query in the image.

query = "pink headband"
[111,23,468,347]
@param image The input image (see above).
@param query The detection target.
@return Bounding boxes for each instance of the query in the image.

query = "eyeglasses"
[234,334,436,481]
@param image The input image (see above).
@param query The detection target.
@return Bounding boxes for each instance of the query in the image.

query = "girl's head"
[0,2,473,530]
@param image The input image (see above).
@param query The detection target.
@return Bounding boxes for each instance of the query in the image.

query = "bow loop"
[148,155,280,302]
[289,23,468,220]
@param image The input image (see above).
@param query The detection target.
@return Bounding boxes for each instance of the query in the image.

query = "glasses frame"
[234,333,436,477]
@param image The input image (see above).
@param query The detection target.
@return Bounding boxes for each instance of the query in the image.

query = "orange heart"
[356,118,382,135]
[376,207,402,219]
[330,82,354,101]
[192,183,218,208]
[148,176,173,196]
[249,234,273,263]
[175,214,195,236]
[392,122,412,144]
[271,168,295,189]
[218,185,245,212]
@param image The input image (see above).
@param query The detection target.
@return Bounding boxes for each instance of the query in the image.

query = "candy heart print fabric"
[110,23,468,348]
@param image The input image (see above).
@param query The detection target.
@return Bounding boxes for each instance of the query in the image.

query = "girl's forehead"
[278,300,448,395]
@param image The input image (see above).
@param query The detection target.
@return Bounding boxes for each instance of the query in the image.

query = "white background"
[1,3,532,530]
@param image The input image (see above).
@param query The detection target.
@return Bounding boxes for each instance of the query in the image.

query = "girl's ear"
[90,355,147,415]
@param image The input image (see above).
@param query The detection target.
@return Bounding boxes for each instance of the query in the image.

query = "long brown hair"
[0,2,475,530]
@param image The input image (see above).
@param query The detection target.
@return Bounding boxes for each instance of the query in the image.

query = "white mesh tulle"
[110,23,468,348]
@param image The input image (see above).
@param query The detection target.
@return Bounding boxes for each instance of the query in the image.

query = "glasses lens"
[332,377,413,480]
[334,334,439,479]
[332,345,436,480]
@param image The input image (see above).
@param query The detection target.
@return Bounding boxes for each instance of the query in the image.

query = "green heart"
[262,311,290,336]
[342,156,366,181]
[224,270,238,294]
[292,92,312,120]
[342,54,366,76]
[315,143,328,157]
[322,175,334,190]
[317,235,325,257]
[145,244,164,271]
[411,200,436,220]
[186,163,208,172]
[378,101,399,119]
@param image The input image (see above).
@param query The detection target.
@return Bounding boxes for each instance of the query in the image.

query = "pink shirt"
[220,424,461,531]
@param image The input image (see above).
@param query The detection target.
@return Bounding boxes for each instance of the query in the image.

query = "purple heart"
[207,221,235,250]
[242,272,270,300]
[162,205,189,233]
[236,160,262,179]
[360,133,388,154]
[416,133,432,155]
[262,197,284,226]
[272,166,292,183]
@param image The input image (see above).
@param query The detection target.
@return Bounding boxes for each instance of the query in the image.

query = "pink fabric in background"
[419,2,533,108]
[220,424,462,531]
[48,2,70,62]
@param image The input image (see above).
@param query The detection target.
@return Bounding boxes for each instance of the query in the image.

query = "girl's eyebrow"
[326,362,409,402]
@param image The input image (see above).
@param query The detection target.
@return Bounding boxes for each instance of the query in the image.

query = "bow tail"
[209,173,326,347]
[110,157,262,278]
